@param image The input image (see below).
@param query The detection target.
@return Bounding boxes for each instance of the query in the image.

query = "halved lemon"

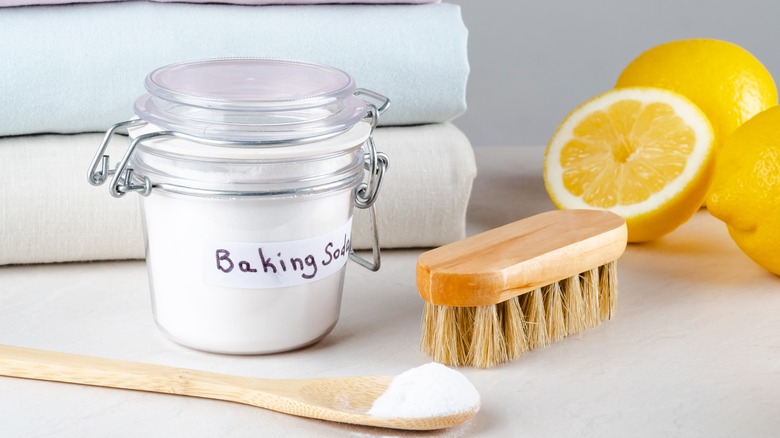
[544,87,716,242]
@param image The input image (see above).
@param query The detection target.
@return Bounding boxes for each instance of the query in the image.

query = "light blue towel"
[0,2,468,136]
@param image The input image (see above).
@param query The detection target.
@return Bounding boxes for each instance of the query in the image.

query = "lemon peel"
[707,105,780,274]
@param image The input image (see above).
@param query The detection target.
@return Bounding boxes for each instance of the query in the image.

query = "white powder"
[142,191,352,354]
[130,123,371,354]
[367,362,481,419]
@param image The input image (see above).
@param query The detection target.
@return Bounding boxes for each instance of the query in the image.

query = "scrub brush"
[417,209,627,368]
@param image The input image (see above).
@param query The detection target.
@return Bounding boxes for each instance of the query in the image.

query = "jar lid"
[134,58,368,143]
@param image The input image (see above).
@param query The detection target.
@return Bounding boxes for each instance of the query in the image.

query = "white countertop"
[1,146,779,437]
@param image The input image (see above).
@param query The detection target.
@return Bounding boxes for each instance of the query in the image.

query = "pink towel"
[1,0,439,6]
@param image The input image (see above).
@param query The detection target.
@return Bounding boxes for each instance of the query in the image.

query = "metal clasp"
[87,118,152,197]
[355,88,391,117]
[349,136,389,272]
[349,91,390,272]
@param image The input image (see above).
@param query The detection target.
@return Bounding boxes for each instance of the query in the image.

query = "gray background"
[448,0,780,147]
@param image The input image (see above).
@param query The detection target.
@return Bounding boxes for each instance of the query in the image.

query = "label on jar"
[203,219,353,289]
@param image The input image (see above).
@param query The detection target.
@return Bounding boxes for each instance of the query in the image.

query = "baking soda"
[131,123,371,354]
[368,362,480,419]
[142,188,354,354]
[97,58,388,355]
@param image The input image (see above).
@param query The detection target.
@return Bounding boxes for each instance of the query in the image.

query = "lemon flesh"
[545,87,715,242]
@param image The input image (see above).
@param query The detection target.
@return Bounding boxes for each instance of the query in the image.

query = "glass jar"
[88,58,388,354]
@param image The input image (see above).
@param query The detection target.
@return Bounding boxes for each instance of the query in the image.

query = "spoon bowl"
[0,345,477,431]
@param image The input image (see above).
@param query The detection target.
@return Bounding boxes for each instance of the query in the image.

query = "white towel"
[0,123,476,265]
[0,1,468,136]
[1,0,439,6]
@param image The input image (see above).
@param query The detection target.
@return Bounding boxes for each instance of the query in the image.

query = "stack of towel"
[0,0,475,265]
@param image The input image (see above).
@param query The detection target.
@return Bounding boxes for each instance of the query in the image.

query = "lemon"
[616,38,777,150]
[707,106,780,274]
[544,87,716,242]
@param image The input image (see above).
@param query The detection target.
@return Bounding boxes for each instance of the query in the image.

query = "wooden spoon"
[0,344,476,431]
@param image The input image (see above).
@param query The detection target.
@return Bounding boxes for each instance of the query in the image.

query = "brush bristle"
[467,305,507,368]
[599,261,617,320]
[543,281,565,342]
[421,304,475,366]
[421,260,619,368]
[520,288,548,350]
[563,275,586,336]
[500,296,529,361]
[580,268,601,327]
[420,301,437,359]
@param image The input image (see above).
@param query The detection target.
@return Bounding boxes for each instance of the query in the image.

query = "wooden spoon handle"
[0,344,290,406]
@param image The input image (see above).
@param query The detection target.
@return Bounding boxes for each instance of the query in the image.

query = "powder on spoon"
[367,362,480,419]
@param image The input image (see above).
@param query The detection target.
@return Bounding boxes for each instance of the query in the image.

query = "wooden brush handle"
[416,209,627,307]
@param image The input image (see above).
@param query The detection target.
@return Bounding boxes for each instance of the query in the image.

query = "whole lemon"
[616,38,777,150]
[707,105,780,274]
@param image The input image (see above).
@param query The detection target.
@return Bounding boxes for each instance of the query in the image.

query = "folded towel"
[0,123,476,265]
[0,2,468,137]
[1,0,439,6]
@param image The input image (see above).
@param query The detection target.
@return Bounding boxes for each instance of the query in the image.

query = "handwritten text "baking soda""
[215,236,350,280]
[203,221,353,290]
